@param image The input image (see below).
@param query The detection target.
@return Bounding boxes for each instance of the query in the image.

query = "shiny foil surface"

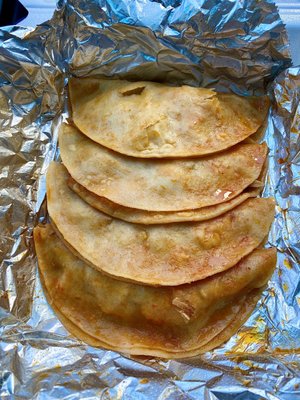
[0,1,299,399]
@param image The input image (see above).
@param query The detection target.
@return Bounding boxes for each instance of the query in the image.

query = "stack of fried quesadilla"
[34,79,276,358]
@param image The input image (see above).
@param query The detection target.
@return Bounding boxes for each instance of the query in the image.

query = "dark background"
[0,0,28,26]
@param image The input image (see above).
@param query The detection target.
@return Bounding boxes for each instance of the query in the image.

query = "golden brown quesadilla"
[68,176,261,224]
[69,78,269,158]
[59,123,267,212]
[35,224,276,358]
[47,162,274,286]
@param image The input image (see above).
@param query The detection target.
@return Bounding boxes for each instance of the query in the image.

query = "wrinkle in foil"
[0,1,299,399]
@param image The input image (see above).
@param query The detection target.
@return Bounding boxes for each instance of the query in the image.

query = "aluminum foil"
[0,0,299,398]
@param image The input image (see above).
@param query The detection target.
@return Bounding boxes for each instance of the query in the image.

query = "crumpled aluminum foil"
[0,0,299,398]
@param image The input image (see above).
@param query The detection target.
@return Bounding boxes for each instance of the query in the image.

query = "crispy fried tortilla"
[59,123,267,212]
[47,162,275,286]
[69,176,261,224]
[69,78,269,158]
[34,225,276,358]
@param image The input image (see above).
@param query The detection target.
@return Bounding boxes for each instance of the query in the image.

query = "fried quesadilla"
[69,78,269,158]
[34,224,276,358]
[47,162,274,286]
[59,123,267,212]
[69,176,261,224]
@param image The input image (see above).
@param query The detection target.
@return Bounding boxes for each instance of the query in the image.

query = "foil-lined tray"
[0,1,299,398]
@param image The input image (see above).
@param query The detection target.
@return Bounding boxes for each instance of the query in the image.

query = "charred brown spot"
[121,86,146,96]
